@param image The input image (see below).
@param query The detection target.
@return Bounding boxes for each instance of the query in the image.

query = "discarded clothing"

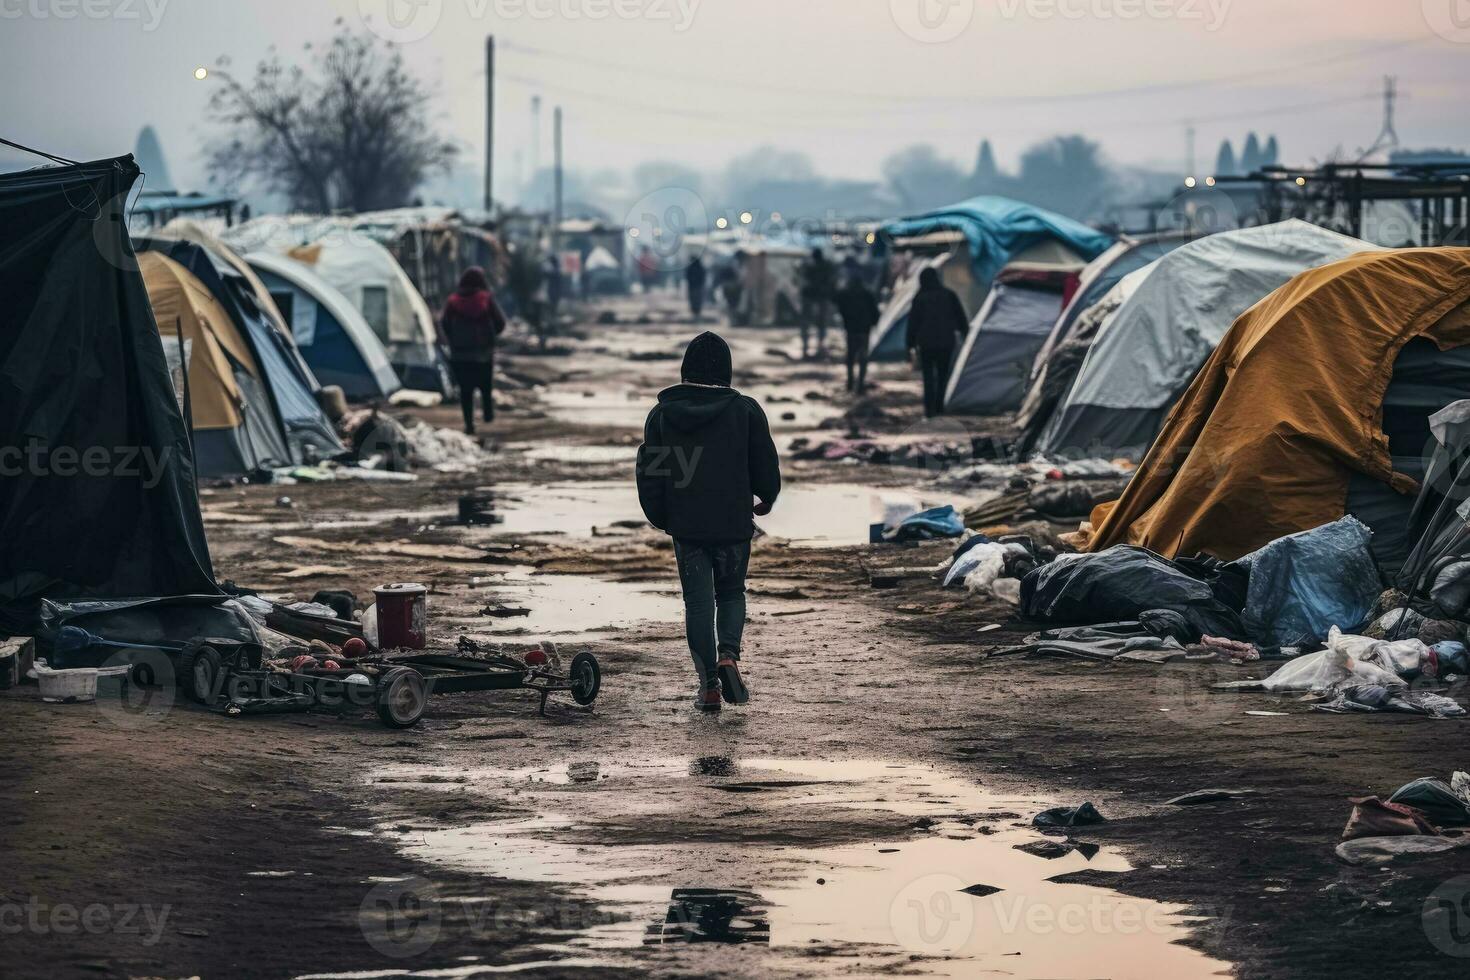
[1021,546,1246,641]
[1033,802,1106,828]
[1434,641,1470,676]
[886,505,965,542]
[1200,635,1261,663]
[1231,517,1381,647]
[1342,797,1439,841]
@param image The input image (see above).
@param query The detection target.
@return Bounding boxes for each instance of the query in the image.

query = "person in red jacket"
[440,267,507,435]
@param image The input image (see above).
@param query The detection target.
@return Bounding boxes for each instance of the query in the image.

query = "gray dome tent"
[1036,220,1375,459]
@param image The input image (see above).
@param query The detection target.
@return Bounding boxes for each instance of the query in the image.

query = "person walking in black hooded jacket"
[636,332,781,712]
[906,267,968,418]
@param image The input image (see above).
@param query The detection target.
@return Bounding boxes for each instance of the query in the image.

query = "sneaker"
[716,658,749,705]
[696,685,722,713]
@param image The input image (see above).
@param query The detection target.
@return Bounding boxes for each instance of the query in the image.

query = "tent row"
[874,201,1420,470]
[219,214,458,397]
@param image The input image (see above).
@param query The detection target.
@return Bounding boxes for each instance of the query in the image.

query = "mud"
[5,297,1470,979]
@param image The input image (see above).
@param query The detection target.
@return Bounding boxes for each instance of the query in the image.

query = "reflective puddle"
[368,758,1229,978]
[449,569,683,639]
[452,482,952,549]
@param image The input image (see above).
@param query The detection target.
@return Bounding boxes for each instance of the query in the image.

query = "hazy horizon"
[4,0,1468,204]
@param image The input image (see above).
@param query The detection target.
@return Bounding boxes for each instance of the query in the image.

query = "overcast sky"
[3,0,1467,193]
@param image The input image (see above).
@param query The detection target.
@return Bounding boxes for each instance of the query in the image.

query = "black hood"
[657,384,741,432]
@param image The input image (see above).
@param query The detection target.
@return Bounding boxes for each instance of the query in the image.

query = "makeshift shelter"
[1015,233,1190,443]
[1084,247,1470,567]
[870,197,1113,361]
[247,252,402,401]
[140,251,294,477]
[942,241,1088,416]
[137,236,345,466]
[0,155,217,632]
[285,239,451,396]
[1036,220,1375,459]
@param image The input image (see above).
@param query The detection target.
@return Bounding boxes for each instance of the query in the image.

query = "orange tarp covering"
[1085,247,1470,561]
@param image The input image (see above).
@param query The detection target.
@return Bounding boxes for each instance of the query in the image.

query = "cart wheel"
[376,667,428,728]
[178,645,223,705]
[569,652,601,706]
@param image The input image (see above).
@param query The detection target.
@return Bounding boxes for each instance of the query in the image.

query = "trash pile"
[944,512,1470,718]
[1337,771,1470,865]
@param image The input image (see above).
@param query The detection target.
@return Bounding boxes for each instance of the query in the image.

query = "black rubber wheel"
[178,645,223,705]
[376,667,428,728]
[569,652,601,706]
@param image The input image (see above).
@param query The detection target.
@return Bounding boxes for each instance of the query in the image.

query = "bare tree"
[206,23,458,212]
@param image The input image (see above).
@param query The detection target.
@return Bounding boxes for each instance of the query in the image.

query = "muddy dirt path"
[6,299,1470,979]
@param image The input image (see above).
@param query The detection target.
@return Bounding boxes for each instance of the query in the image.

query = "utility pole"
[530,95,542,204]
[1362,75,1401,161]
[1185,123,1196,178]
[553,106,564,257]
[483,35,495,213]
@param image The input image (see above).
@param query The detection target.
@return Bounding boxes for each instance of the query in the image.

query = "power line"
[498,35,1431,109]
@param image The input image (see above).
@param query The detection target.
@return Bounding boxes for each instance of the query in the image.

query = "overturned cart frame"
[179,640,602,729]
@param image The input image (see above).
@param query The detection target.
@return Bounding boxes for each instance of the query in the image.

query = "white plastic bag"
[1257,626,1408,693]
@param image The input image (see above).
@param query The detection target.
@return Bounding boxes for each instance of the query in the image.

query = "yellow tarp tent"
[1085,247,1470,561]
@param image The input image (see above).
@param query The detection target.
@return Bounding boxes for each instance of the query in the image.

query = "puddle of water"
[451,569,682,638]
[465,482,952,549]
[540,388,650,429]
[756,485,952,548]
[368,758,1229,978]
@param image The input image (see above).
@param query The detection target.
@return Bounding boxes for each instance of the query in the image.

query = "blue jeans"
[672,539,750,688]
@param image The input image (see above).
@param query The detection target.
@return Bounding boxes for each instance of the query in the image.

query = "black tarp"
[0,155,218,633]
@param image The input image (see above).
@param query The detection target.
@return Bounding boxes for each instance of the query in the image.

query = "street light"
[1184,176,1197,188]
[739,211,754,225]
[194,67,209,80]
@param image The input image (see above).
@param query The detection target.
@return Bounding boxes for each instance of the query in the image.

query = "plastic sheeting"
[1233,517,1382,647]
[1020,546,1245,640]
[881,196,1112,292]
[0,156,218,633]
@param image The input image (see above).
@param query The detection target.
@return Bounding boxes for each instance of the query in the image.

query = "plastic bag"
[1256,627,1407,692]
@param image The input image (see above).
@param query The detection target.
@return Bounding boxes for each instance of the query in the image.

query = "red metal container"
[374,583,428,650]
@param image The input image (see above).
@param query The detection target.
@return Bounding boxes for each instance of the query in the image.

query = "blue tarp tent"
[870,197,1113,361]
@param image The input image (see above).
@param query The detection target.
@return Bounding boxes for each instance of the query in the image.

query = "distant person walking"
[835,273,880,395]
[799,248,836,359]
[685,256,708,322]
[636,332,782,713]
[440,266,507,435]
[906,267,968,418]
